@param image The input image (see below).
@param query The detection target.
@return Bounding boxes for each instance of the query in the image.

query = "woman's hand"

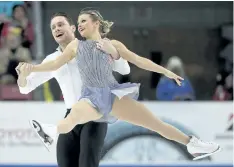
[164,70,184,86]
[96,38,120,59]
[15,62,34,77]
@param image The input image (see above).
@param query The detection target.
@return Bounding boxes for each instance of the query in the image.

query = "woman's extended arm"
[32,39,78,72]
[111,40,184,85]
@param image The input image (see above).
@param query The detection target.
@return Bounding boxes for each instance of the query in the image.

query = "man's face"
[50,16,75,44]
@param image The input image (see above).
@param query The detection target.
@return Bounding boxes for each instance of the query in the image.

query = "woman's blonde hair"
[79,9,114,37]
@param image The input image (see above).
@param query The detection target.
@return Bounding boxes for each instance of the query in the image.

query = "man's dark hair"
[51,12,74,25]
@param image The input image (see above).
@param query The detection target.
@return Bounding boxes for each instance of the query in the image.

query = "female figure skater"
[25,9,220,160]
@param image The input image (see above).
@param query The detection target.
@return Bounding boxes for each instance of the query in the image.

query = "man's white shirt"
[19,48,130,109]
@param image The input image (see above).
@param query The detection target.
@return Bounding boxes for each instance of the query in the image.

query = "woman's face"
[77,14,99,38]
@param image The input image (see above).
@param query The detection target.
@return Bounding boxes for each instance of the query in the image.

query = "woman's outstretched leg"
[110,96,190,145]
[110,96,220,160]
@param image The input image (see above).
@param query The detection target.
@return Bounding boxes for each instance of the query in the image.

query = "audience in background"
[0,1,24,18]
[213,72,233,101]
[0,25,31,84]
[213,24,233,101]
[0,2,32,85]
[11,4,34,48]
[156,56,195,101]
[0,1,25,47]
[1,4,34,49]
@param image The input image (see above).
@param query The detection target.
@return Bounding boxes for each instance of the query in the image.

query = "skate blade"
[193,146,222,160]
[28,120,51,152]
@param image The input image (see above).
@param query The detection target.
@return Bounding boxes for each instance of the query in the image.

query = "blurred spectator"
[213,72,233,101]
[225,73,233,99]
[0,2,24,46]
[0,1,24,18]
[10,4,33,48]
[156,56,195,101]
[1,3,34,48]
[213,24,233,101]
[0,26,31,84]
